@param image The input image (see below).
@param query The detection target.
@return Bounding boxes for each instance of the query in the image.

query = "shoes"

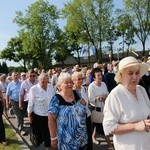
[21,131,27,136]
[92,138,100,145]
[18,126,27,136]
[0,141,8,146]
[18,126,22,132]
[2,141,7,145]
[9,108,14,115]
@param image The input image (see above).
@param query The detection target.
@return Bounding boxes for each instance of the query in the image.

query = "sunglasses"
[21,74,26,77]
[29,75,35,77]
[77,78,83,81]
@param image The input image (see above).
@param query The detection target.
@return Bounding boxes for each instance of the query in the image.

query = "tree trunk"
[142,40,146,56]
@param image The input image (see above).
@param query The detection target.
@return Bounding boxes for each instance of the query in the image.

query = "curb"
[3,115,30,150]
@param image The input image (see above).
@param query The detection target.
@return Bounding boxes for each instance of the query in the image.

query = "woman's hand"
[96,95,107,102]
[80,98,86,106]
[51,139,58,149]
[134,120,150,132]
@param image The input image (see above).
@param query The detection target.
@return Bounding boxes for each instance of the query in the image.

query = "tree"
[66,31,83,66]
[116,10,136,56]
[62,0,114,62]
[0,37,31,71]
[13,0,59,69]
[1,62,9,74]
[54,30,72,65]
[105,21,119,60]
[124,0,150,55]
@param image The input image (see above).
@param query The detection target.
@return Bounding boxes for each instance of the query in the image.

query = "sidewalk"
[5,114,45,150]
[5,113,112,150]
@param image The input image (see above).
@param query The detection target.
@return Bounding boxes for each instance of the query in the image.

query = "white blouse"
[88,81,109,109]
[103,84,150,150]
[28,83,55,116]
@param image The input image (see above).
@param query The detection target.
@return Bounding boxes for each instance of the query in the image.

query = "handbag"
[91,99,104,123]
[91,109,104,123]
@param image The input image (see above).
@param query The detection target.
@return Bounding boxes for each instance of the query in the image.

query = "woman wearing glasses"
[72,71,92,150]
[48,73,87,150]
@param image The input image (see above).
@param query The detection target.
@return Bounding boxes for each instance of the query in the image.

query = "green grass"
[0,120,22,150]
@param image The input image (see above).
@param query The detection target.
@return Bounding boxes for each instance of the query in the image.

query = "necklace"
[61,92,75,104]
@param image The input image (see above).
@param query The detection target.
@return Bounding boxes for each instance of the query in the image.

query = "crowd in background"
[0,56,150,149]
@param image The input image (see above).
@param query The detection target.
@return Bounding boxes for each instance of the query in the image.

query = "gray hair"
[38,73,48,81]
[57,73,71,85]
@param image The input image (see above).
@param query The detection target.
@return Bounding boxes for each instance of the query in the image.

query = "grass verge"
[0,119,22,150]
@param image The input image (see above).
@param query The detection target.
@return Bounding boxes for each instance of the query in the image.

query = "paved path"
[5,113,113,150]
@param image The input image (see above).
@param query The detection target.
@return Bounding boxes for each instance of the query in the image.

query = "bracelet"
[51,136,57,141]
[143,120,149,132]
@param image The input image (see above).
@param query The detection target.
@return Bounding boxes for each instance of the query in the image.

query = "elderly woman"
[0,74,8,118]
[103,56,150,150]
[27,73,55,149]
[72,71,92,150]
[48,73,87,150]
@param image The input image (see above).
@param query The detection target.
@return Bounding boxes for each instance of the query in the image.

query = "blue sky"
[0,0,70,66]
[0,0,149,66]
[0,0,69,50]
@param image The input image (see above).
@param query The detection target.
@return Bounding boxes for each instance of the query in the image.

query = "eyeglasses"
[29,75,35,77]
[77,78,83,81]
[21,74,26,77]
[63,81,73,85]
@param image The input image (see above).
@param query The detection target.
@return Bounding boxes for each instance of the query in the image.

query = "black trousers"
[86,116,93,150]
[32,113,50,147]
[0,101,6,143]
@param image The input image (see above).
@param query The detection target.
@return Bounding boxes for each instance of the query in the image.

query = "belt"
[11,99,19,103]
[90,105,101,112]
[94,107,101,112]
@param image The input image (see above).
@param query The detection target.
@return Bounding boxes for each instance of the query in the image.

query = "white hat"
[115,56,149,83]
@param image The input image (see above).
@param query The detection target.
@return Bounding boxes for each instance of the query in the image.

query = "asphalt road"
[5,113,113,150]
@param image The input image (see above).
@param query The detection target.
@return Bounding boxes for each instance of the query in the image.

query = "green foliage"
[13,0,60,69]
[0,62,9,74]
[1,0,149,68]
[2,62,9,74]
[0,36,31,70]
[54,30,72,65]
[8,66,25,73]
[62,0,114,61]
[124,0,150,55]
[116,10,136,56]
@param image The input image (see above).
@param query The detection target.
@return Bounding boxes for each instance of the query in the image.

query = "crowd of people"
[0,56,150,150]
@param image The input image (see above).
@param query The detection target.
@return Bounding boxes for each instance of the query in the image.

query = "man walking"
[6,72,22,133]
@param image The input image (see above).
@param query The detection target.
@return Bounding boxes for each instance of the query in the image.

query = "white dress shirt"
[28,83,55,116]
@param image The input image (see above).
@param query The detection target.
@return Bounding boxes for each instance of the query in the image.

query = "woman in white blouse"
[103,56,150,150]
[28,73,55,149]
[88,68,113,148]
